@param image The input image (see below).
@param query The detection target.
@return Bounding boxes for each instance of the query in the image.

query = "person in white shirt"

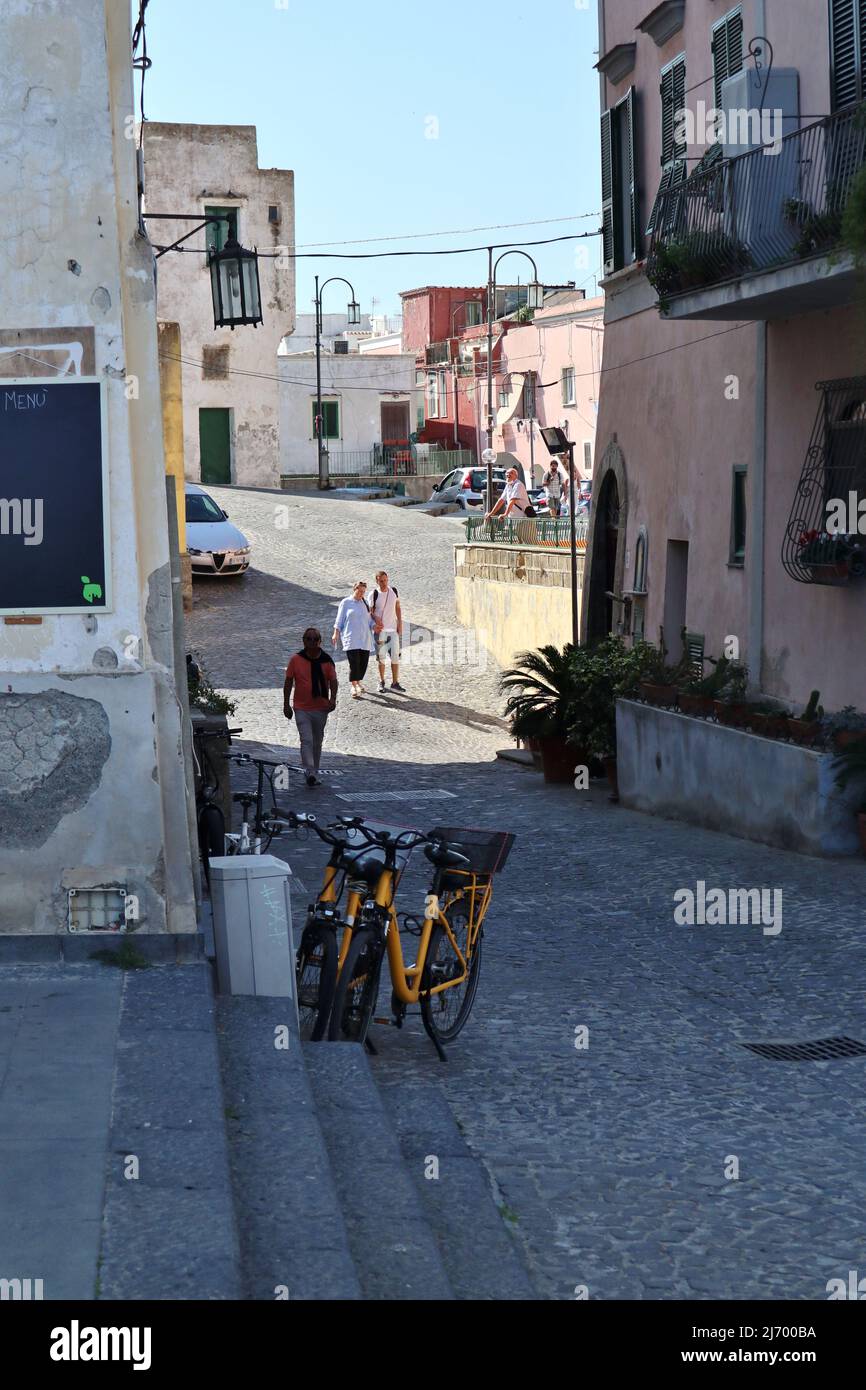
[485,467,531,524]
[541,459,568,517]
[370,570,406,695]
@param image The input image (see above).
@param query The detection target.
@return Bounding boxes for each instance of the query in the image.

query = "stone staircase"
[215,996,536,1300]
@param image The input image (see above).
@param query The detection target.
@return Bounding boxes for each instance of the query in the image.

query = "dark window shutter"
[713,8,744,108]
[601,108,615,274]
[830,0,862,109]
[672,58,686,158]
[647,159,687,239]
[660,66,675,166]
[624,87,640,261]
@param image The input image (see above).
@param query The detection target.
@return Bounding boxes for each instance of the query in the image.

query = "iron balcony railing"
[782,376,866,586]
[647,103,866,301]
[323,445,476,479]
[425,340,453,365]
[464,515,590,549]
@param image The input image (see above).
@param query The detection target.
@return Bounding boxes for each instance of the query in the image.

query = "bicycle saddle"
[341,848,387,886]
[424,842,470,870]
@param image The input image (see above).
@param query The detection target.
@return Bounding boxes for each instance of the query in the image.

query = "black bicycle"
[192,725,242,891]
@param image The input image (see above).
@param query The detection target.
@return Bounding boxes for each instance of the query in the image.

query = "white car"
[185,483,251,577]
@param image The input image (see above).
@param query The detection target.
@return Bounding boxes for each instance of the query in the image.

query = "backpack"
[371,586,398,612]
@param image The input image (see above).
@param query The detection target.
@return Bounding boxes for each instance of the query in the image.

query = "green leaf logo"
[81,576,103,604]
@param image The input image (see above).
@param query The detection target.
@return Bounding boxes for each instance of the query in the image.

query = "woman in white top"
[331,580,376,698]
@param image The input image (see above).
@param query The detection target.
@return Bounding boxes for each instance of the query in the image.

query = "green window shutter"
[660,56,686,167]
[623,87,640,262]
[646,159,686,239]
[830,0,863,109]
[712,9,744,109]
[600,108,616,275]
[312,399,340,439]
[205,206,238,254]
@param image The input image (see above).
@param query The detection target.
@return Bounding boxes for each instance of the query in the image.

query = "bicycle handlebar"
[286,813,440,857]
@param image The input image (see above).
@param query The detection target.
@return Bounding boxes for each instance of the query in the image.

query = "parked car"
[430,466,507,510]
[185,483,251,577]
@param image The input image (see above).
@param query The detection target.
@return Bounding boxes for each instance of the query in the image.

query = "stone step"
[377,1080,538,1300]
[304,1044,455,1300]
[216,996,361,1301]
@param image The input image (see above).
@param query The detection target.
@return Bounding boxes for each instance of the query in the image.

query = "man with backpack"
[371,570,405,695]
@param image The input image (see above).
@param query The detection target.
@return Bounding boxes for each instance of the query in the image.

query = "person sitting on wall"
[484,467,535,527]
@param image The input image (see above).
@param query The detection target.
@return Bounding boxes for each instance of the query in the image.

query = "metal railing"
[425,341,453,365]
[782,376,866,586]
[647,104,866,300]
[464,515,590,548]
[325,445,475,479]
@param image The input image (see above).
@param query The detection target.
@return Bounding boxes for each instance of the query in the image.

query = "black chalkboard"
[0,379,109,614]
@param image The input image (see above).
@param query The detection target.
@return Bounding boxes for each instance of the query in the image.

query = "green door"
[199,408,231,485]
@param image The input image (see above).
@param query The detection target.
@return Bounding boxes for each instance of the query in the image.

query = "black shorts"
[347,649,371,682]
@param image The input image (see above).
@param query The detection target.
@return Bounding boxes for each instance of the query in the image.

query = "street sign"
[0,378,110,615]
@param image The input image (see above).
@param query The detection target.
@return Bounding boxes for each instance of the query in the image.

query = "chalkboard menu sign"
[0,378,110,615]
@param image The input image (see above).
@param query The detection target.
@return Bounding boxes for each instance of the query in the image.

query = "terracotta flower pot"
[858,812,866,858]
[746,712,768,735]
[834,729,866,750]
[763,715,790,741]
[539,737,586,785]
[677,692,714,718]
[714,700,748,727]
[788,718,821,745]
[639,681,679,708]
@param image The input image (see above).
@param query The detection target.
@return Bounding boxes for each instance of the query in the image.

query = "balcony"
[425,340,454,365]
[782,376,866,586]
[647,105,866,321]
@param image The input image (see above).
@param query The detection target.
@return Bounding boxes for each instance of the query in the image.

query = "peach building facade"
[586,0,866,713]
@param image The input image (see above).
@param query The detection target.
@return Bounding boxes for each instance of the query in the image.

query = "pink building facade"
[587,0,866,716]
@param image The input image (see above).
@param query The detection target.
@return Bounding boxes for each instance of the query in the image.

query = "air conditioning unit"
[333,340,349,355]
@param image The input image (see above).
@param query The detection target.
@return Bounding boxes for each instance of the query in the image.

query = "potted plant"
[788,690,824,745]
[712,660,749,726]
[833,736,866,857]
[678,655,734,717]
[568,637,658,801]
[637,635,690,708]
[823,706,866,751]
[500,644,586,784]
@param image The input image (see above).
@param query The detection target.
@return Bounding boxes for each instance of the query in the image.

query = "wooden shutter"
[660,57,686,167]
[713,9,744,108]
[623,87,640,262]
[646,159,686,239]
[830,0,863,109]
[600,108,615,275]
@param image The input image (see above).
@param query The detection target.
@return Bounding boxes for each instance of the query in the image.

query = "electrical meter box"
[67,887,128,933]
[209,855,296,1007]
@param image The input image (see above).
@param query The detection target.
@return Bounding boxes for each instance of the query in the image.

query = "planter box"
[639,681,678,708]
[616,699,863,857]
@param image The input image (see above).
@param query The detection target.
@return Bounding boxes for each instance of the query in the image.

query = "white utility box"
[209,855,297,1008]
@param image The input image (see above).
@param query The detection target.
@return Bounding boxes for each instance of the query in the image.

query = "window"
[561,367,576,406]
[830,0,866,109]
[465,300,483,327]
[633,529,648,593]
[521,372,537,420]
[712,8,744,109]
[427,371,447,418]
[205,206,238,254]
[312,399,340,440]
[583,441,593,473]
[498,376,512,409]
[268,205,280,224]
[730,465,747,564]
[601,87,640,276]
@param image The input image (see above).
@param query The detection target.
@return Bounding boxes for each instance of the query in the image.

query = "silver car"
[185,484,252,577]
[430,466,507,510]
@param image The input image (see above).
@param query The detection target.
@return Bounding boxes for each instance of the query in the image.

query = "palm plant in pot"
[500,644,585,784]
[833,737,866,856]
[568,637,658,801]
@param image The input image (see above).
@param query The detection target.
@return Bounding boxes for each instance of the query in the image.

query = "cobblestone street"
[191,486,866,1301]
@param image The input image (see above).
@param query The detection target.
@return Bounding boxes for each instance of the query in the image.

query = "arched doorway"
[587,472,621,642]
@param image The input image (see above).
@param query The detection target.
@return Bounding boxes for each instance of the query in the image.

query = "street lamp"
[541,425,580,648]
[485,248,544,509]
[144,213,263,330]
[314,276,360,490]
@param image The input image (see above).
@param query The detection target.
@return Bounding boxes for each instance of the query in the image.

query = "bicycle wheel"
[198,804,225,889]
[296,924,338,1042]
[328,927,383,1045]
[420,913,482,1046]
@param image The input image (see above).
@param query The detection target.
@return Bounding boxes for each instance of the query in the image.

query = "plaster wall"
[279,351,421,475]
[0,0,195,933]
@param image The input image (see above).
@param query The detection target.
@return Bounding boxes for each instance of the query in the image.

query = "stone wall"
[616,699,863,858]
[454,543,584,670]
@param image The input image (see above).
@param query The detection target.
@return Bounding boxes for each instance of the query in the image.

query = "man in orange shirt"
[283,627,339,788]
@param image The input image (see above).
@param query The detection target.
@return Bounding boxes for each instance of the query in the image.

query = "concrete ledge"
[0,933,206,964]
[616,700,863,858]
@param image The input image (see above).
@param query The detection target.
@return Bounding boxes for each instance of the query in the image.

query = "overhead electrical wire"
[149,229,602,260]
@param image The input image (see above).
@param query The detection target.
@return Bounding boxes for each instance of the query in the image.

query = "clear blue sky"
[138,0,602,318]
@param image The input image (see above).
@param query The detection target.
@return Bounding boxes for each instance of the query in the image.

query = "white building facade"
[142,123,295,488]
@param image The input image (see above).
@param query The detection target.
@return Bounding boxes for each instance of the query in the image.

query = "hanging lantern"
[209,234,263,330]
